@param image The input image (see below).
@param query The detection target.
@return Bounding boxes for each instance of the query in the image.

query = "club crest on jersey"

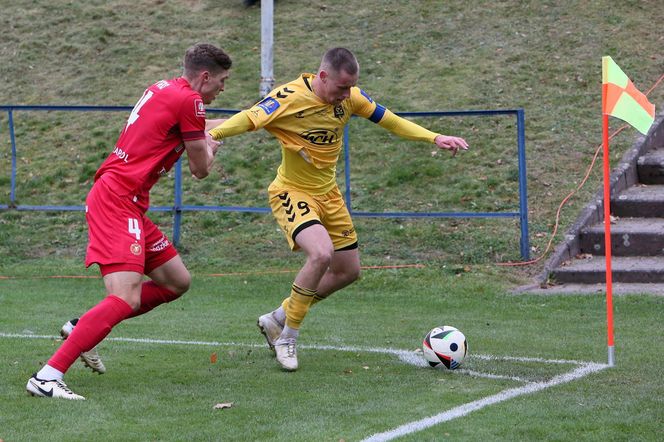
[257,97,280,115]
[299,129,338,145]
[130,243,142,256]
[194,98,206,117]
[334,105,345,119]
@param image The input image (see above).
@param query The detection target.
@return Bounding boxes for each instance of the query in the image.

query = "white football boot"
[257,312,284,353]
[26,374,85,400]
[61,319,106,374]
[274,338,298,371]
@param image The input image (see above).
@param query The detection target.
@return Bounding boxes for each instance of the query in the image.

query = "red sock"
[127,281,180,318]
[47,295,133,373]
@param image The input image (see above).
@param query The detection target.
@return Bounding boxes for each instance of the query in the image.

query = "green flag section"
[602,56,655,135]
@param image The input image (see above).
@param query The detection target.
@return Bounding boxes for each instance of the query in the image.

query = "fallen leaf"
[210,352,218,364]
[213,402,233,410]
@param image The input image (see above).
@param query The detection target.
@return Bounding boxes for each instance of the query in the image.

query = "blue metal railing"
[1,105,529,259]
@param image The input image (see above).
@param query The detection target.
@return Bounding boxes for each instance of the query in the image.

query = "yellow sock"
[310,294,325,306]
[283,283,317,329]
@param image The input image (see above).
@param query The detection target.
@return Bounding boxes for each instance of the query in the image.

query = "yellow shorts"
[268,183,358,251]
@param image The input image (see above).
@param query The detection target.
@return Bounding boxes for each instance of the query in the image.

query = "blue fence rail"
[0,105,529,260]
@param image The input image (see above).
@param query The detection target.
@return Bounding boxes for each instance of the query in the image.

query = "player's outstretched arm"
[208,111,254,140]
[206,118,227,131]
[375,108,469,156]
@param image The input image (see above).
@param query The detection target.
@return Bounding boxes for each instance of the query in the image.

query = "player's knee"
[347,264,361,283]
[308,245,334,271]
[125,296,142,312]
[174,273,191,296]
[172,270,192,295]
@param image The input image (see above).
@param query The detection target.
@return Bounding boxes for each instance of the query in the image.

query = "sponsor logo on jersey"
[112,146,130,163]
[148,236,171,252]
[130,243,142,256]
[334,105,345,119]
[155,80,170,90]
[299,129,338,145]
[295,111,305,118]
[257,97,280,115]
[360,89,374,103]
[194,98,206,117]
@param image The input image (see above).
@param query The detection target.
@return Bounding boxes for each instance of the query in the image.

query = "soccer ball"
[422,326,467,369]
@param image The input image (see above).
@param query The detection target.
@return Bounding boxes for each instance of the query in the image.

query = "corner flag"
[600,57,655,367]
[602,56,655,135]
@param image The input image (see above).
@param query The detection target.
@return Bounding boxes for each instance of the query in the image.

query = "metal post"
[173,157,183,246]
[259,0,275,98]
[516,109,530,260]
[8,110,17,207]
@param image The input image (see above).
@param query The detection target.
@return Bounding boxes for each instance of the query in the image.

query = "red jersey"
[94,77,206,211]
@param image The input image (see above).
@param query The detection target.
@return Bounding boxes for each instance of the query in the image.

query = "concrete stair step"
[637,146,664,184]
[580,217,664,256]
[611,184,664,217]
[551,256,664,284]
[514,282,664,295]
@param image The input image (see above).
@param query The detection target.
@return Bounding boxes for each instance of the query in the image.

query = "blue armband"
[369,103,386,123]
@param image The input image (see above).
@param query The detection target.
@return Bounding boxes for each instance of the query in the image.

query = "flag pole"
[602,113,615,367]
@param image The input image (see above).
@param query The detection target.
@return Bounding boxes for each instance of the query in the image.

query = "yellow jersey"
[246,73,377,194]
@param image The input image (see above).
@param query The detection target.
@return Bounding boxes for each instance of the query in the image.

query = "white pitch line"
[2,330,608,439]
[0,332,586,367]
[471,353,590,365]
[361,362,609,442]
[457,369,534,383]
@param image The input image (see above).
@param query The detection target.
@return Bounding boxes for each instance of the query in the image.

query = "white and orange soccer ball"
[422,325,468,369]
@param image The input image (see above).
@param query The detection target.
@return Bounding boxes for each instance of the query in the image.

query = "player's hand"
[206,132,222,156]
[434,135,469,157]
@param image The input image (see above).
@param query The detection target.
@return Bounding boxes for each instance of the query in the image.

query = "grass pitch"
[1,1,664,440]
[1,267,662,441]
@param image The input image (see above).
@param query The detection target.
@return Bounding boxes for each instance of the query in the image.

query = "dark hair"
[183,43,232,76]
[321,47,359,75]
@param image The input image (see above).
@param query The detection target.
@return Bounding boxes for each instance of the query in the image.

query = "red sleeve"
[179,93,206,141]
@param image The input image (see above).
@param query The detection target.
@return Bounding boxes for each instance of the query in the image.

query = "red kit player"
[26,43,232,400]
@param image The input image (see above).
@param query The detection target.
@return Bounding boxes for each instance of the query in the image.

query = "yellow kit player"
[209,47,468,371]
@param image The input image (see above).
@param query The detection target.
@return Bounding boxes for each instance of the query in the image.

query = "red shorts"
[84,178,178,275]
